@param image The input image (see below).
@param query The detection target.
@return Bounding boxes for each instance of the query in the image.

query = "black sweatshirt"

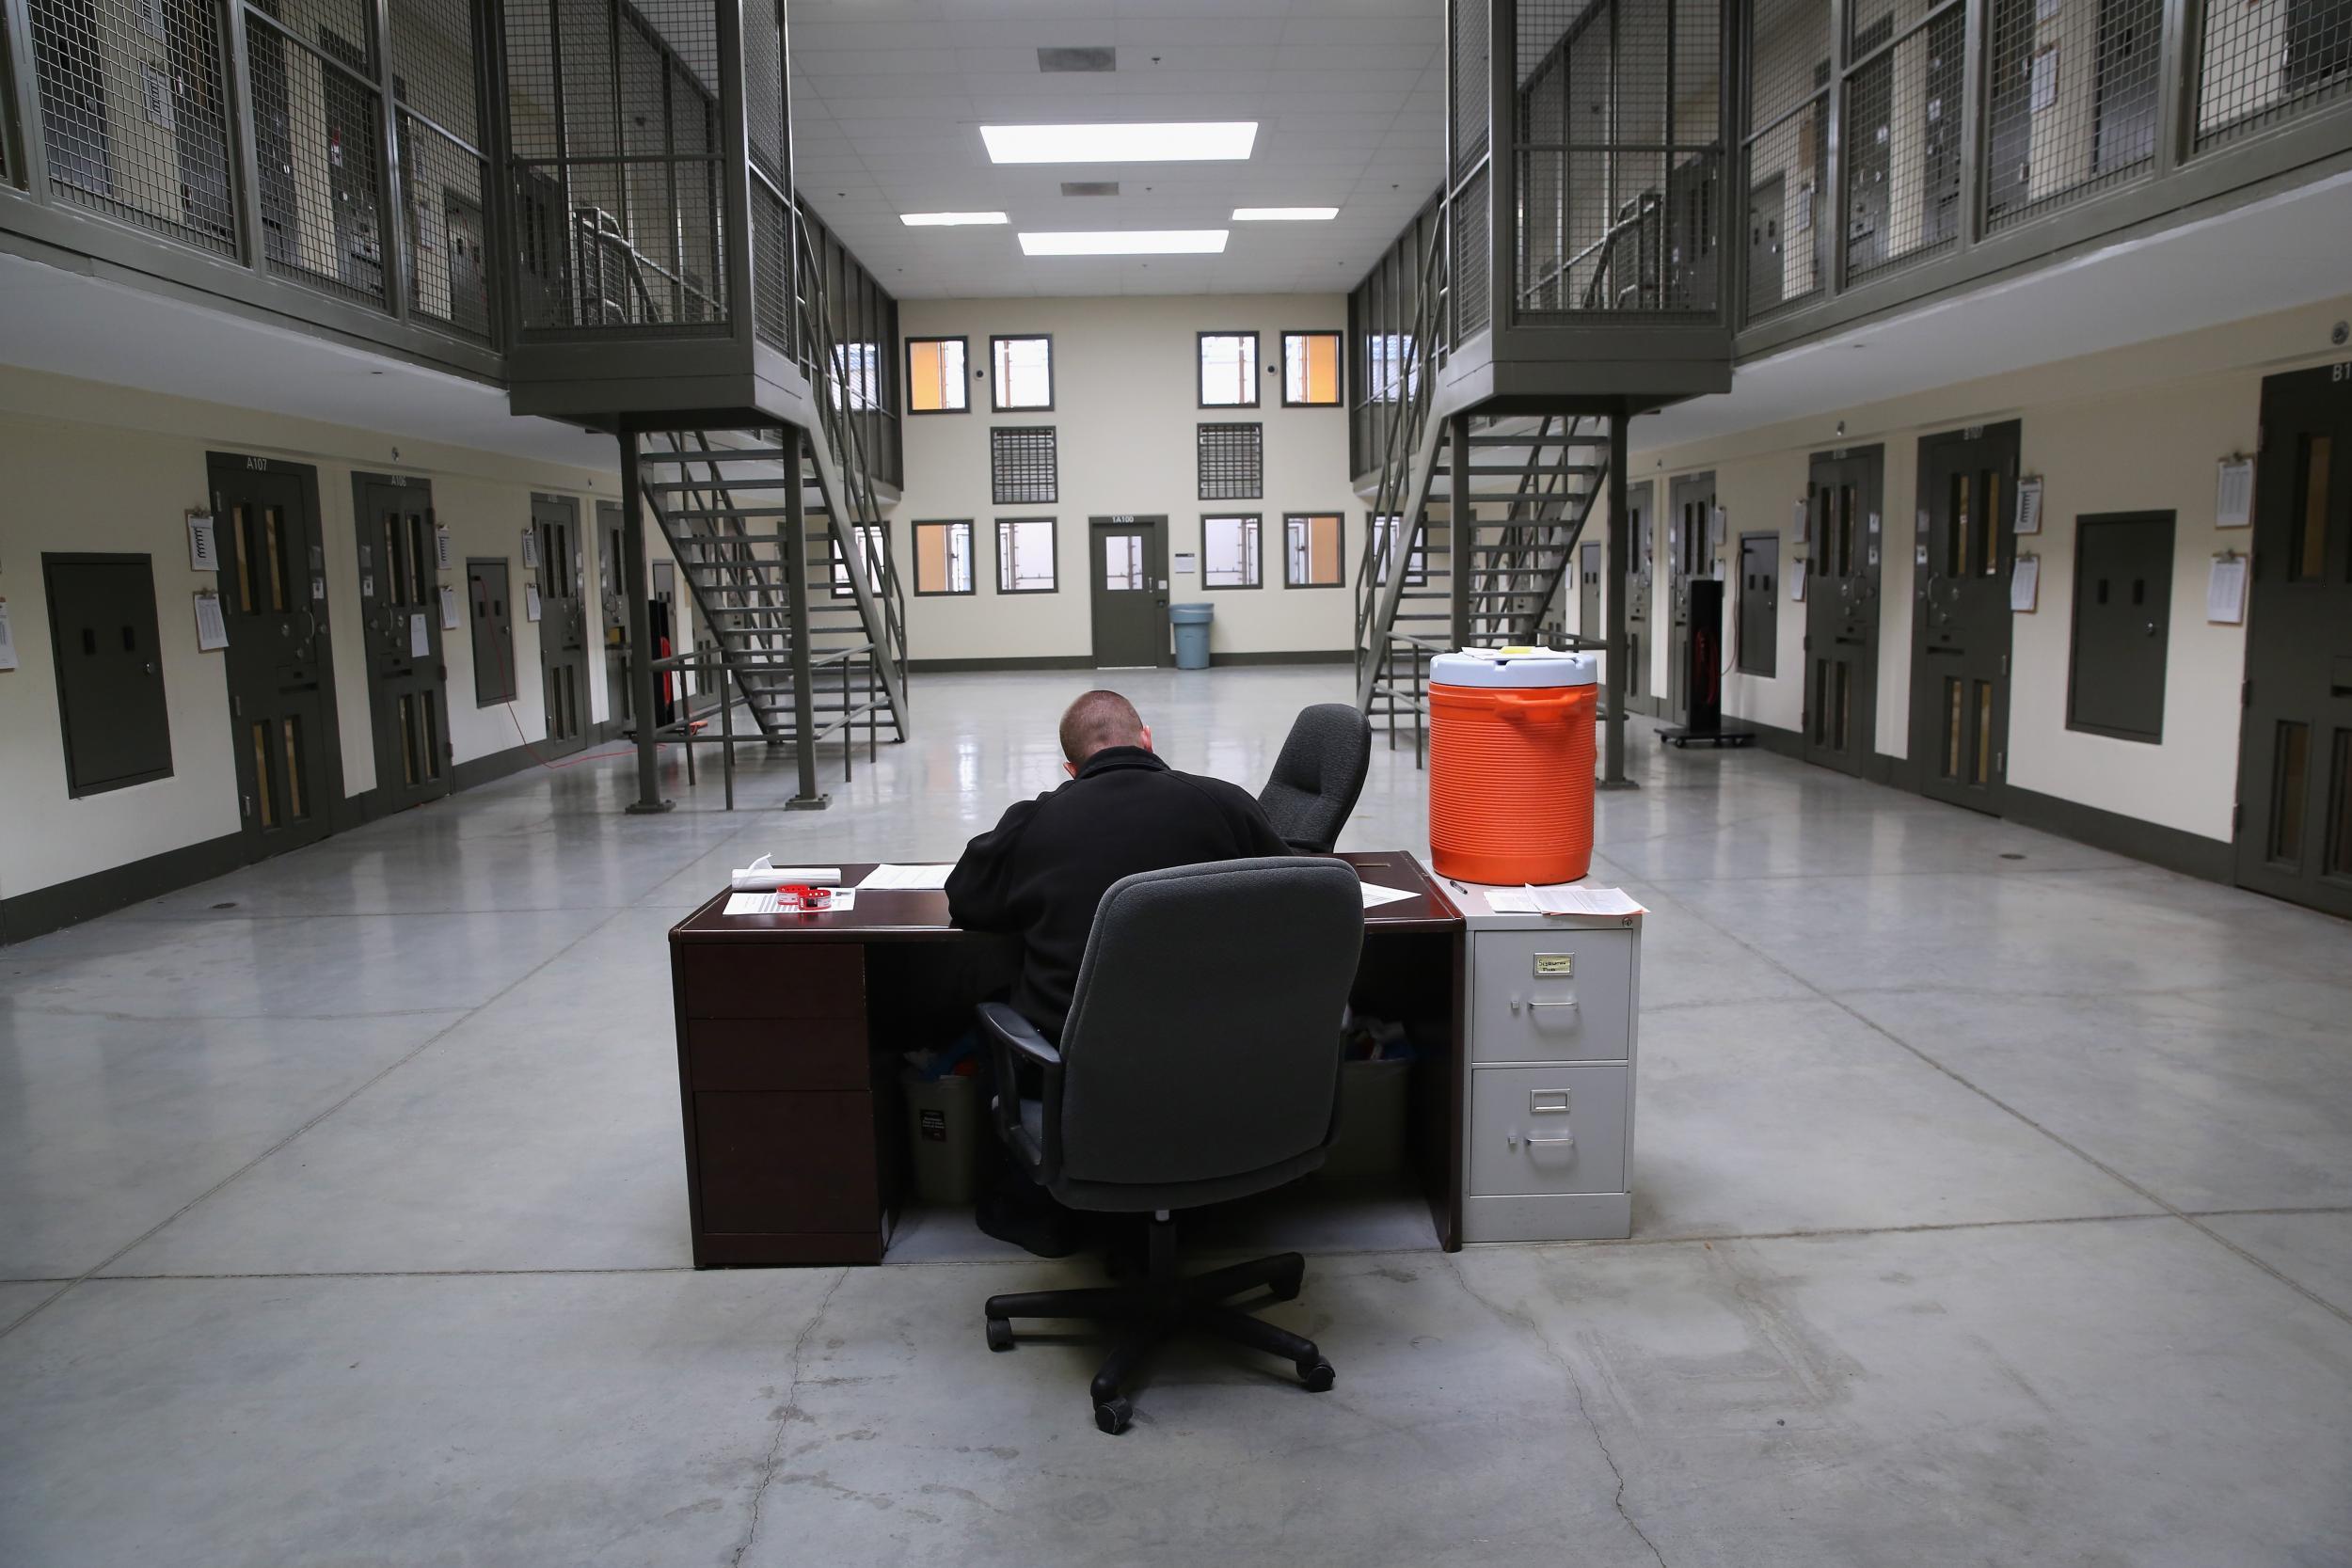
[945,746,1294,1039]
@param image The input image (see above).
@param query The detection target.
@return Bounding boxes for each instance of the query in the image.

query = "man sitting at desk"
[946,689,1293,1255]
[946,688,1293,1041]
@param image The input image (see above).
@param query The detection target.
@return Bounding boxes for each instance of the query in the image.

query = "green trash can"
[1321,1056,1412,1179]
[1171,603,1215,670]
[901,1069,983,1206]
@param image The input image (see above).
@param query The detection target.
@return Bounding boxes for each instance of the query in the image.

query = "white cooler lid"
[1429,647,1598,689]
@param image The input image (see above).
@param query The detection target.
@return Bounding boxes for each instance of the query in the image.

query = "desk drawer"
[688,1018,866,1092]
[1467,1064,1628,1196]
[1470,929,1633,1063]
[680,943,864,1021]
[692,1089,881,1235]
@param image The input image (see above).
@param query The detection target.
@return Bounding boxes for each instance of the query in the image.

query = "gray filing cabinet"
[1458,891,1643,1242]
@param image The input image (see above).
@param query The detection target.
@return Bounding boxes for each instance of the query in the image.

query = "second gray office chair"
[1257,703,1374,853]
[976,857,1364,1434]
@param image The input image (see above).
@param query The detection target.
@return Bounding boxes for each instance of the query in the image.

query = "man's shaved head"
[1059,689,1148,766]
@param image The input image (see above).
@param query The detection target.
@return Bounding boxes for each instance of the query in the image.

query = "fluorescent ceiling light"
[1232,207,1339,221]
[899,212,1007,227]
[1019,230,1229,256]
[982,122,1257,164]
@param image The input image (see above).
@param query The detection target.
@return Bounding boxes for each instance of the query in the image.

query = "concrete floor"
[4,666,2349,1566]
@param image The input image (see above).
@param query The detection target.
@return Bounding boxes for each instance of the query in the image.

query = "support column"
[621,429,673,815]
[781,426,828,811]
[1600,405,1636,790]
[1448,413,1471,650]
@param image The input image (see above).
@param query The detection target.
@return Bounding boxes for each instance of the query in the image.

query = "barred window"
[992,426,1057,505]
[1198,422,1263,501]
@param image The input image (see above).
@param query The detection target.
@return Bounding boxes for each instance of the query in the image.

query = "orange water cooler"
[1427,649,1598,886]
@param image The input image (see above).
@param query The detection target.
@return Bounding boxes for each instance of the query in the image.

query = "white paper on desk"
[857,863,955,891]
[731,854,842,890]
[1486,885,1645,917]
[1359,882,1416,909]
[726,889,857,915]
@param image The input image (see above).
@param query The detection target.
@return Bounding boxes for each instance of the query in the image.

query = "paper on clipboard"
[2207,556,2248,625]
[2010,555,2040,612]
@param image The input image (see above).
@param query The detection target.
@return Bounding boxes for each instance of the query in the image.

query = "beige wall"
[0,366,661,903]
[891,294,1362,662]
[1616,293,2352,844]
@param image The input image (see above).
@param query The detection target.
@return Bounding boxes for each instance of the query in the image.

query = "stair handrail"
[1353,208,1452,705]
[790,214,909,689]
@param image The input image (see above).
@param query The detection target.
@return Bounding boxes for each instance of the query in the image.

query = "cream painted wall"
[0,366,667,901]
[1624,294,2352,844]
[892,295,1363,662]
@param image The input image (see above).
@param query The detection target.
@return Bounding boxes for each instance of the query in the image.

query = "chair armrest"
[977,1002,1061,1068]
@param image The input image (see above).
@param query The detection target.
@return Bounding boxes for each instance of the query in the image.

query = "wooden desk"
[668,851,1467,1266]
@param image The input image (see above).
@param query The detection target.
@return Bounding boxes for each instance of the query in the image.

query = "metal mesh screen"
[247,8,388,305]
[992,426,1057,505]
[399,115,487,333]
[743,0,785,184]
[1984,0,2160,230]
[501,0,725,332]
[1744,0,1830,321]
[389,0,486,337]
[28,0,239,254]
[1514,0,1723,317]
[1453,0,1489,173]
[1453,162,1488,336]
[2199,0,2352,146]
[1841,0,1963,286]
[753,179,790,355]
[1198,422,1263,501]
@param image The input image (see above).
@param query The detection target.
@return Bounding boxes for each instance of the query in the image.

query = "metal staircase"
[608,206,909,804]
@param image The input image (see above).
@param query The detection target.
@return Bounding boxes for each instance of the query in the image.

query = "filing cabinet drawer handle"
[1508,994,1582,1024]
[1508,1131,1578,1150]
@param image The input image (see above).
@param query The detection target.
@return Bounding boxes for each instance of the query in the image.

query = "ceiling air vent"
[1037,46,1116,72]
[1060,181,1120,197]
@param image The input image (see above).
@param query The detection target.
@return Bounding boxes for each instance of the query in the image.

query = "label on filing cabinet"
[1534,954,1574,977]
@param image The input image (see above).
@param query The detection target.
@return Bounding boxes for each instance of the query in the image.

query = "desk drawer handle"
[1508,1131,1577,1150]
[1509,994,1581,1024]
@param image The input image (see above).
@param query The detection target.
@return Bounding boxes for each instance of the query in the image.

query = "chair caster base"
[1094,1397,1134,1435]
[985,1316,1013,1352]
[1300,1357,1336,1392]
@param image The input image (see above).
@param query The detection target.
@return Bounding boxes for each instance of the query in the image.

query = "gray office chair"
[1257,703,1374,854]
[977,857,1364,1434]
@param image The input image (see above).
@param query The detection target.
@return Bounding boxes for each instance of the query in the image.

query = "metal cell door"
[210,455,339,859]
[532,495,590,753]
[598,499,630,728]
[1804,446,1884,775]
[2235,364,2352,917]
[1667,471,1716,726]
[1089,516,1168,669]
[354,473,450,811]
[1626,481,1649,707]
[1911,423,2021,814]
